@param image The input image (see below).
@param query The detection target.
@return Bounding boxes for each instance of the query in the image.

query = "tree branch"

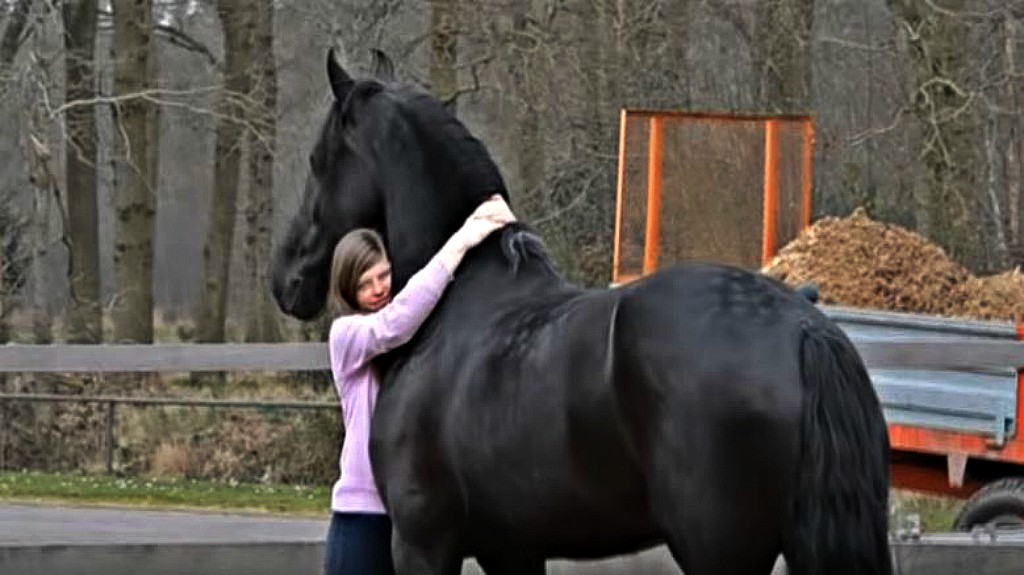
[0,0,33,71]
[96,7,218,66]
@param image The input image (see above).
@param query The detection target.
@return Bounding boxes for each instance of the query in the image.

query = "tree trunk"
[430,0,458,114]
[195,0,254,343]
[62,0,101,343]
[0,0,32,346]
[0,0,30,76]
[1004,15,1022,264]
[30,187,53,345]
[110,0,158,344]
[752,0,815,113]
[242,0,281,343]
[887,0,987,269]
[0,206,23,344]
[508,3,546,218]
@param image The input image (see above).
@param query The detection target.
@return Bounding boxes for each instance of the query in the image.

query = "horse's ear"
[370,49,396,83]
[327,48,354,102]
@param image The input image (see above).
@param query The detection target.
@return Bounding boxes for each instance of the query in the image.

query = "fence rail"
[0,393,336,409]
[0,343,330,373]
[3,339,1024,374]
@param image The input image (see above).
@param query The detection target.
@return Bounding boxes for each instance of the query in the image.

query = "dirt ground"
[762,207,1024,323]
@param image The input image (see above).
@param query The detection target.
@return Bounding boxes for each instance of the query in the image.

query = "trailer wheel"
[953,477,1024,531]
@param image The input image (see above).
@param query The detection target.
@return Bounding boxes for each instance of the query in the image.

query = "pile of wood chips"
[957,269,1024,322]
[762,207,1024,323]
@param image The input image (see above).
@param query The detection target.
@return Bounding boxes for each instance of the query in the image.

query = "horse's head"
[271,49,507,320]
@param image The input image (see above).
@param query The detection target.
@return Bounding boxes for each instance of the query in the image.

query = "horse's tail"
[783,321,892,575]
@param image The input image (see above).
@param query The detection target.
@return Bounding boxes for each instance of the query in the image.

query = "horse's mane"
[330,56,556,284]
[499,223,560,277]
[401,91,508,203]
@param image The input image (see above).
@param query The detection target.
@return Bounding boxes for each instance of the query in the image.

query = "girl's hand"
[455,195,516,249]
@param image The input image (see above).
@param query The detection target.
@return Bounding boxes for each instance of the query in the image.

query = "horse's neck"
[386,221,461,291]
[372,234,574,381]
[450,234,575,302]
[383,193,478,290]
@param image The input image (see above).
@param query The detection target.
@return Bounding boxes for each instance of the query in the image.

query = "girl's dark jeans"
[323,512,395,575]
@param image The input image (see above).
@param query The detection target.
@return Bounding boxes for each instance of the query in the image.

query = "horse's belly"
[460,454,660,558]
[465,491,661,559]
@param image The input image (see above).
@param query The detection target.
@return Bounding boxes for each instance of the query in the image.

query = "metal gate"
[613,109,815,284]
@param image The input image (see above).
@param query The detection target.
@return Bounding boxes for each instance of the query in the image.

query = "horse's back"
[618,262,817,336]
[618,263,824,373]
[612,261,815,419]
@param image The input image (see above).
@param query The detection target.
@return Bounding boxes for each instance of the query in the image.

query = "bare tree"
[0,0,33,343]
[0,0,30,78]
[22,112,60,345]
[0,190,28,344]
[1006,13,1024,266]
[242,0,281,343]
[62,0,101,343]
[429,0,458,113]
[886,0,1015,272]
[753,0,814,113]
[505,2,547,218]
[110,0,160,343]
[195,0,254,343]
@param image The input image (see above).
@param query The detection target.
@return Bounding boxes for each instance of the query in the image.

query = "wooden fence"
[3,339,1024,375]
[2,336,1024,474]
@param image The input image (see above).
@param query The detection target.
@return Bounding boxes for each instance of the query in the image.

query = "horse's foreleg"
[391,526,462,575]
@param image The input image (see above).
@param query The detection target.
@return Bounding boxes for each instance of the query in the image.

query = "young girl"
[323,195,515,575]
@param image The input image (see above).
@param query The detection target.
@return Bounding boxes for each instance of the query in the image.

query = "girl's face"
[355,258,392,312]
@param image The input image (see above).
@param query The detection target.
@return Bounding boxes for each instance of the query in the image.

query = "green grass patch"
[0,471,330,517]
[892,490,963,533]
[0,473,965,532]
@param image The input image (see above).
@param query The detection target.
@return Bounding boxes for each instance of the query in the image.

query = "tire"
[953,477,1024,531]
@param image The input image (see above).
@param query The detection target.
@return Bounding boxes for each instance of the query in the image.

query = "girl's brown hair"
[328,228,387,313]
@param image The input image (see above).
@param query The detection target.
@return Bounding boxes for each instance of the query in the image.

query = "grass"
[0,474,964,532]
[891,489,963,533]
[0,471,330,517]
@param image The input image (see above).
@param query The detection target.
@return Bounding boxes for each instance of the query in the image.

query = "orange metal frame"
[612,109,815,283]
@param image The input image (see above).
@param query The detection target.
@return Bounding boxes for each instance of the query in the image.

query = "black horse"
[271,50,892,575]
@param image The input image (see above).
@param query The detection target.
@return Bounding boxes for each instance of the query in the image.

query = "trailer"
[613,108,1024,532]
[827,305,1024,530]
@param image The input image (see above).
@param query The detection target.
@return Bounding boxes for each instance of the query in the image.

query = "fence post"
[643,115,664,275]
[0,399,5,471]
[105,401,115,474]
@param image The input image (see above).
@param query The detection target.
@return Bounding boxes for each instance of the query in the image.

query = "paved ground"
[11,504,1016,575]
[0,504,696,574]
[0,503,327,546]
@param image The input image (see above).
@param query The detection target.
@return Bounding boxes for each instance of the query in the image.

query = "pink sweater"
[327,256,453,514]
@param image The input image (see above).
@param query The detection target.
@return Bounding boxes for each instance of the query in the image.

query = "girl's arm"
[331,195,514,370]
